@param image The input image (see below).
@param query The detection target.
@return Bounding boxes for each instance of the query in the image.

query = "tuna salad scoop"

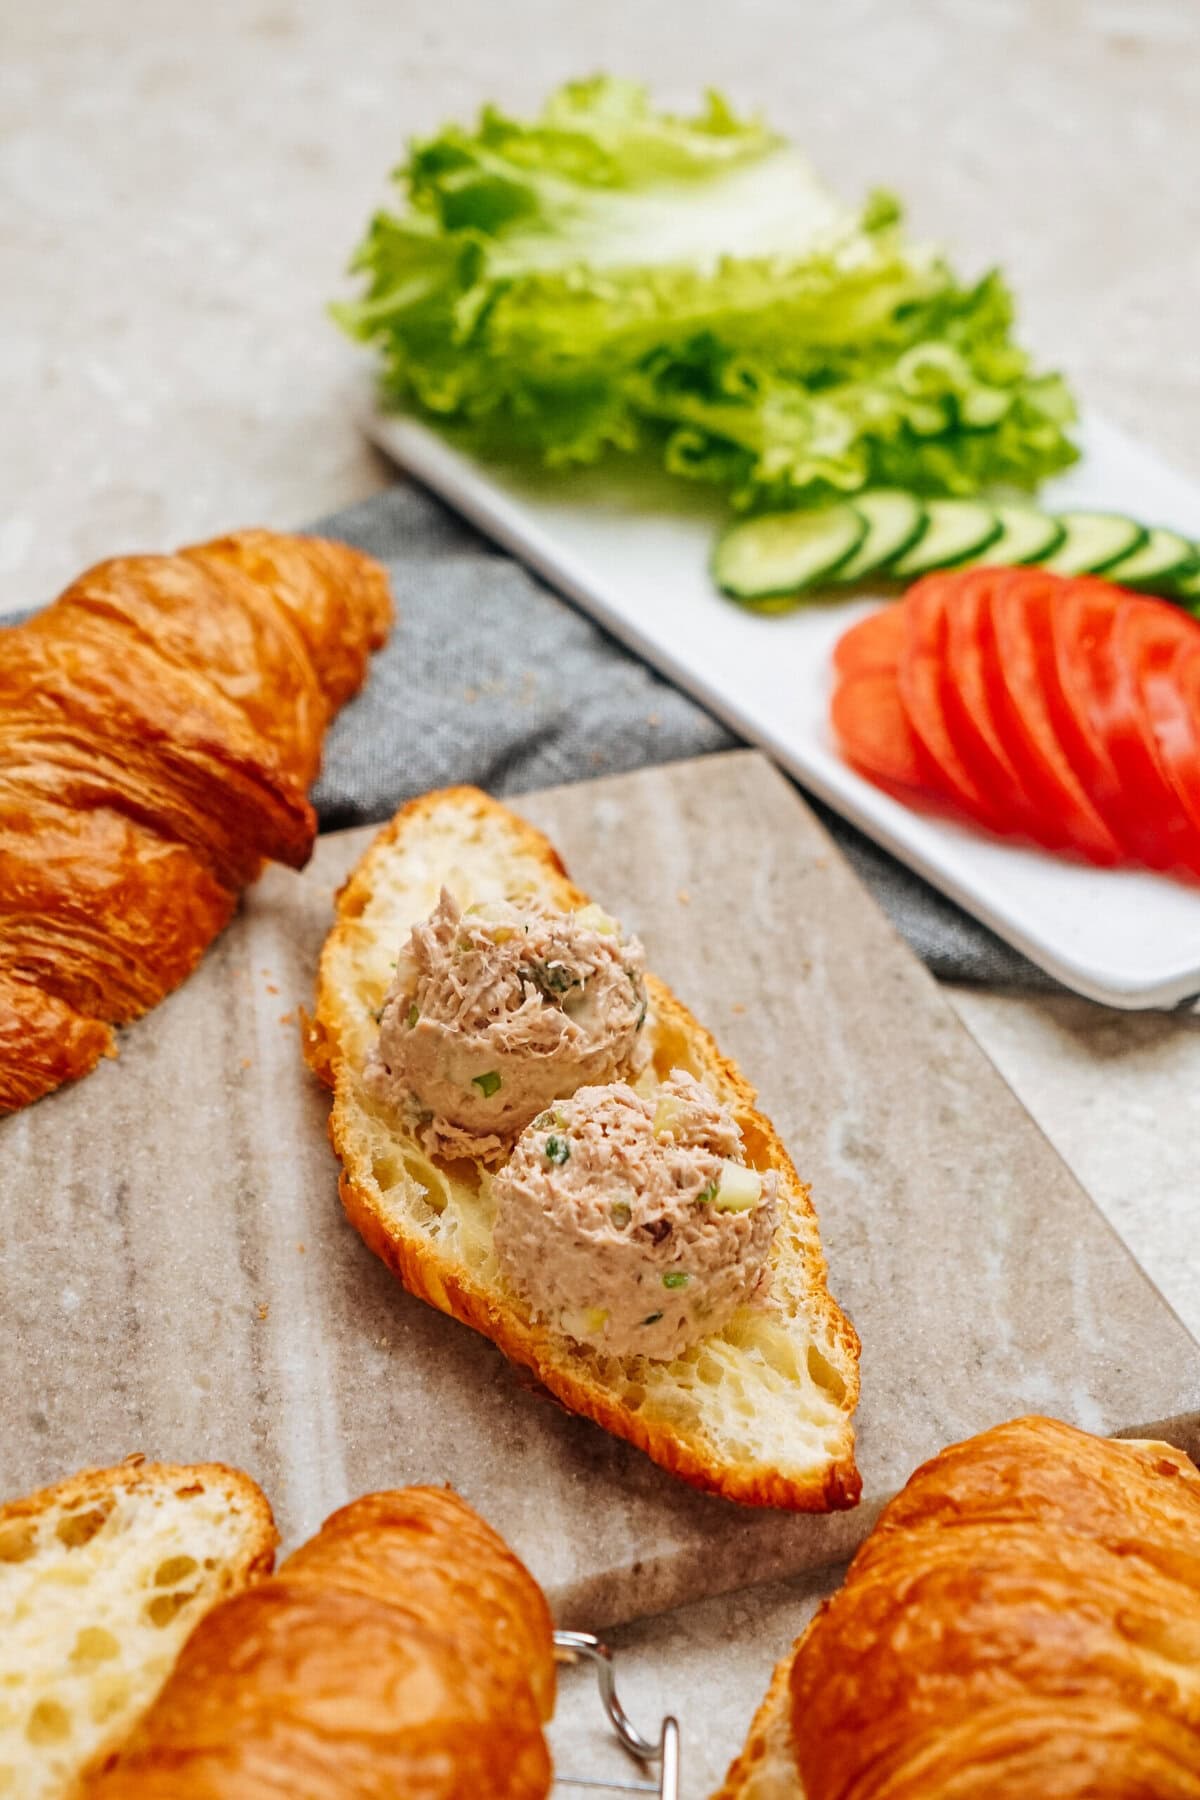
[492,1070,778,1361]
[366,889,648,1160]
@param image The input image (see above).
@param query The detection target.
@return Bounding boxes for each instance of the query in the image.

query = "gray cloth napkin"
[311,482,1058,990]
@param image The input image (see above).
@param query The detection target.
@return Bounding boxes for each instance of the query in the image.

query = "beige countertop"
[7,1,1200,1790]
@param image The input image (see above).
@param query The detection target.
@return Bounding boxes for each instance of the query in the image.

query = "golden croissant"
[79,1484,556,1800]
[717,1415,1200,1799]
[0,529,392,1113]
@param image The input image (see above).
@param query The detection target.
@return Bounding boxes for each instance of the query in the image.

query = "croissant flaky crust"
[719,1415,1200,1799]
[0,528,392,1113]
[79,1485,557,1800]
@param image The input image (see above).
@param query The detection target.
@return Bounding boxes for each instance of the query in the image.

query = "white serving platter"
[364,403,1200,1009]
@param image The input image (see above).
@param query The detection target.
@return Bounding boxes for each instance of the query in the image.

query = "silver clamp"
[553,1630,680,1800]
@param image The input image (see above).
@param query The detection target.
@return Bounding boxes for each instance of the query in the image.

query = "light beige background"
[7,1,1200,1789]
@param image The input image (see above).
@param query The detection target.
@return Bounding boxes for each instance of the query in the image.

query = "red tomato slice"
[987,571,1124,866]
[831,668,938,801]
[940,568,1061,848]
[1058,585,1200,874]
[1045,581,1136,855]
[898,579,1004,830]
[1144,640,1200,843]
[1166,645,1200,834]
[1108,601,1200,874]
[833,604,906,679]
[1127,606,1200,873]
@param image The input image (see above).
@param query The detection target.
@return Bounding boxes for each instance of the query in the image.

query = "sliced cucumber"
[713,504,866,601]
[1100,525,1198,591]
[835,492,927,584]
[1041,511,1147,576]
[983,503,1066,567]
[1166,560,1200,601]
[887,500,1002,578]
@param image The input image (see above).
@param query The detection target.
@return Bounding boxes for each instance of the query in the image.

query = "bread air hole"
[71,1627,119,1665]
[153,1555,198,1586]
[398,1148,450,1215]
[371,1149,406,1191]
[807,1342,847,1404]
[0,1523,36,1564]
[26,1700,71,1746]
[145,1588,197,1628]
[55,1507,111,1550]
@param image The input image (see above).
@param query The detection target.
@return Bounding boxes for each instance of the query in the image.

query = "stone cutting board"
[3,750,1198,1630]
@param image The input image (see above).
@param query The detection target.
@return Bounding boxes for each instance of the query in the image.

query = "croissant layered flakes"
[80,1484,557,1800]
[0,529,392,1113]
[716,1414,1200,1800]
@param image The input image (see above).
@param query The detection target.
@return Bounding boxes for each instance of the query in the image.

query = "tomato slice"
[831,668,939,801]
[940,568,1059,848]
[1163,645,1200,834]
[987,571,1124,866]
[1125,604,1200,873]
[897,579,1004,830]
[1056,584,1200,874]
[1045,581,1137,855]
[833,604,906,679]
[1144,639,1200,844]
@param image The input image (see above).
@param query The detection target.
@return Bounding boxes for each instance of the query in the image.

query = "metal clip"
[553,1629,680,1800]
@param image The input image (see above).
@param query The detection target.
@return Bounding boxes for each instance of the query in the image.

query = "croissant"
[717,1415,1200,1799]
[0,529,392,1113]
[80,1484,557,1800]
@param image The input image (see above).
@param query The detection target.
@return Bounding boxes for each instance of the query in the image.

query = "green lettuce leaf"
[336,77,1077,506]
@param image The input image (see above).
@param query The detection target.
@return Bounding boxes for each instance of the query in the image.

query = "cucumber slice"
[1100,526,1198,592]
[713,505,866,601]
[834,492,927,584]
[1041,511,1147,576]
[983,503,1066,567]
[887,500,1002,579]
[1166,560,1200,601]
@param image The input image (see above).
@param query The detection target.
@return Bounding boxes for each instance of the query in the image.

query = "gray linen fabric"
[311,482,1057,990]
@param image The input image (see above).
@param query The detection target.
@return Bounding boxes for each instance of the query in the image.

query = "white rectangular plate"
[363,403,1200,1008]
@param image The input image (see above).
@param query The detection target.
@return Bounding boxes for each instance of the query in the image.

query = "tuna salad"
[366,889,648,1160]
[492,1069,778,1360]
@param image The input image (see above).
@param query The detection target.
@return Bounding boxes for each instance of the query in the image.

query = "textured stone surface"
[549,1565,836,1799]
[4,753,1197,1646]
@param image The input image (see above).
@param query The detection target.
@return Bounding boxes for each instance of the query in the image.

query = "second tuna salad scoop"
[492,1069,778,1361]
[367,889,648,1159]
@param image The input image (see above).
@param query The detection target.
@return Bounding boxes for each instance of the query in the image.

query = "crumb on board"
[278,1010,295,1026]
[731,1001,747,1014]
[677,889,691,906]
[265,984,279,996]
[297,1242,306,1255]
[240,1056,252,1070]
[256,1303,270,1322]
[646,712,661,728]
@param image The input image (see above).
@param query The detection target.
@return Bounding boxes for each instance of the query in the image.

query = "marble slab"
[2,751,1198,1630]
[551,1564,837,1800]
